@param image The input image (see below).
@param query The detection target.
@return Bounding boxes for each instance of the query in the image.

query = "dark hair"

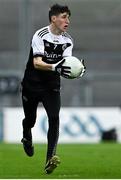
[49,4,71,22]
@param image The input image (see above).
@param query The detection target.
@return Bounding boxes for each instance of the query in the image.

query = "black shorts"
[22,87,61,127]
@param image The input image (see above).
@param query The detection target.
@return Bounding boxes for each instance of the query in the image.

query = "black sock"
[22,119,32,141]
[46,116,59,162]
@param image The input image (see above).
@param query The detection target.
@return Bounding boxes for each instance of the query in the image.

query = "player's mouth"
[63,25,68,30]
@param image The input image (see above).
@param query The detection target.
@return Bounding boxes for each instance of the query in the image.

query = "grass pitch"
[0,143,121,179]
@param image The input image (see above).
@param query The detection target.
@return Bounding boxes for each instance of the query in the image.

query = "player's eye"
[62,15,67,19]
[62,15,70,21]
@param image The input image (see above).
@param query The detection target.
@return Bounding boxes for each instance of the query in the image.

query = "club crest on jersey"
[62,44,67,51]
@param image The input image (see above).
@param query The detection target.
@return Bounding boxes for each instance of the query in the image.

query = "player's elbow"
[33,60,38,69]
[33,58,41,69]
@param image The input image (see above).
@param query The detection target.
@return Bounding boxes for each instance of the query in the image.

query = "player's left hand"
[52,59,71,78]
[78,59,86,78]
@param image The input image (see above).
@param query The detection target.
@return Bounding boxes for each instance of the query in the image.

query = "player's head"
[49,4,71,33]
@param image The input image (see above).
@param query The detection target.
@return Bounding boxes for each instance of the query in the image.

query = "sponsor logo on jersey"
[44,51,62,59]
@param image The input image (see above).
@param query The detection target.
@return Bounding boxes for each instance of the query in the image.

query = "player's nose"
[66,17,70,24]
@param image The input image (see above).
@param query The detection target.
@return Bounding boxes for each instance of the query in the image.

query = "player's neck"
[49,24,62,36]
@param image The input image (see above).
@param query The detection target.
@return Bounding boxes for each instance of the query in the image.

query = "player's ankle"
[23,128,32,141]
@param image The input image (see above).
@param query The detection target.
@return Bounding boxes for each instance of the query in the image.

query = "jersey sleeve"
[32,32,44,57]
[63,42,73,57]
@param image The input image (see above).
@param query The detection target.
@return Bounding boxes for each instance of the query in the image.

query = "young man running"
[21,4,85,174]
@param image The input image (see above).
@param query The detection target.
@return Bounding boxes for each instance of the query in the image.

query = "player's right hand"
[52,59,71,78]
[77,59,86,78]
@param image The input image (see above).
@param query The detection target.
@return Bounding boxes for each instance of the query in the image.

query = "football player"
[21,4,85,174]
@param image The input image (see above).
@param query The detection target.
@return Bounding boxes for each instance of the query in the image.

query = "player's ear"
[51,15,56,23]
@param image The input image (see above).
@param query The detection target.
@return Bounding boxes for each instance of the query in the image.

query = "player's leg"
[42,90,61,173]
[21,88,39,156]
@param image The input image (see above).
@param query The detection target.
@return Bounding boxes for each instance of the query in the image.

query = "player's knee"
[22,115,36,128]
[29,121,35,128]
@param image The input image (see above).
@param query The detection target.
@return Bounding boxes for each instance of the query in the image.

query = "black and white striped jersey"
[32,26,73,63]
[22,26,73,92]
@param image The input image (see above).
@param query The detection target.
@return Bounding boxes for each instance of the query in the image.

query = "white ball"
[62,56,84,79]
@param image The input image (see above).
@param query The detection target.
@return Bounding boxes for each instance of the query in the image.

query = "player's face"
[53,12,70,32]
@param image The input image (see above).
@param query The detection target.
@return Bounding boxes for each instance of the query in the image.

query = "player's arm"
[33,56,71,77]
[33,57,52,71]
[32,32,52,71]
